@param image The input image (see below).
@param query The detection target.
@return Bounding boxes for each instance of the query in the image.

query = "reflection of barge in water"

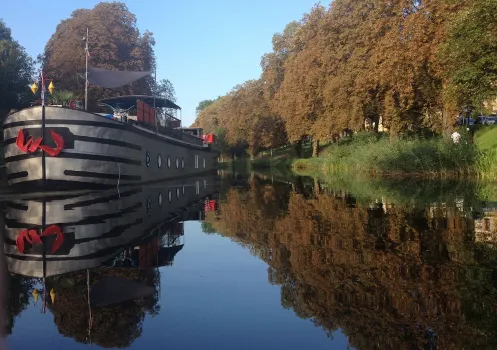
[3,66,218,189]
[3,174,219,278]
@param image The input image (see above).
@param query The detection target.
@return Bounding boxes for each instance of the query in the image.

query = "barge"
[3,174,219,278]
[3,67,218,189]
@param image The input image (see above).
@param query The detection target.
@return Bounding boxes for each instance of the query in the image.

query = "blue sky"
[2,0,324,126]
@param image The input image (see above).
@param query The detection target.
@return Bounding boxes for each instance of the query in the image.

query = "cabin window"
[168,190,172,203]
[176,157,179,169]
[146,152,151,167]
[181,158,185,169]
[157,154,162,168]
[203,157,206,168]
[158,193,163,207]
[195,154,199,169]
[176,188,180,199]
[182,186,185,195]
[195,180,200,194]
[167,156,171,168]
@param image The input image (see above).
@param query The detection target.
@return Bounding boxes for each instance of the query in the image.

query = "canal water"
[2,171,497,349]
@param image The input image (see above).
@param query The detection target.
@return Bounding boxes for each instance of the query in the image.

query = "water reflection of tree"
[4,274,38,334]
[47,268,160,348]
[206,177,497,349]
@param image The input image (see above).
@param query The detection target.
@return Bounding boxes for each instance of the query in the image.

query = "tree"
[271,5,326,156]
[440,0,497,111]
[153,78,176,101]
[0,19,34,117]
[261,21,302,103]
[196,99,218,115]
[40,2,156,111]
[195,0,480,157]
[4,274,38,335]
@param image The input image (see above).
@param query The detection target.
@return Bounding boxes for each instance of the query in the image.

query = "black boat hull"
[3,174,220,278]
[3,106,219,188]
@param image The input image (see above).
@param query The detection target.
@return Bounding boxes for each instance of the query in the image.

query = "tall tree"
[0,19,34,117]
[195,0,480,155]
[440,0,497,112]
[41,2,156,110]
[272,5,327,156]
[261,21,302,103]
[153,78,176,101]
[196,99,218,115]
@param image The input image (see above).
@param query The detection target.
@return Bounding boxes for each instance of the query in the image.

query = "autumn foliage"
[194,0,496,157]
[206,176,497,349]
[39,2,157,110]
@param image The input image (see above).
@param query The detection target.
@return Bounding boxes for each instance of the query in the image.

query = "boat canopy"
[99,95,181,110]
[86,65,151,88]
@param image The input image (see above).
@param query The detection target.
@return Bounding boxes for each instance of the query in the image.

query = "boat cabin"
[99,94,181,126]
[182,127,203,138]
[98,95,216,146]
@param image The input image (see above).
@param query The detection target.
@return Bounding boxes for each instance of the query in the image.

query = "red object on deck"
[139,236,159,269]
[204,200,217,212]
[137,100,156,126]
[201,134,215,144]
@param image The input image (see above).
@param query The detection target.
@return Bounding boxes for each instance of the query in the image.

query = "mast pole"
[85,27,89,111]
[154,65,158,131]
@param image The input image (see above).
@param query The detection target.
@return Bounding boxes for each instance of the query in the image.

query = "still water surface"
[3,172,497,349]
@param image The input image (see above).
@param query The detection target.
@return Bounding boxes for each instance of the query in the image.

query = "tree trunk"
[294,139,303,158]
[294,176,305,194]
[312,139,320,157]
[313,177,321,196]
[295,141,302,158]
[374,115,380,133]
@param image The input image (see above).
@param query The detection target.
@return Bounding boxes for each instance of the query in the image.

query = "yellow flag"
[32,289,39,305]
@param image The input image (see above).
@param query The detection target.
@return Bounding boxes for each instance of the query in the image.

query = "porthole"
[175,157,179,169]
[181,158,185,169]
[157,154,162,168]
[158,193,163,207]
[167,156,171,168]
[176,187,180,199]
[168,190,172,203]
[146,152,151,167]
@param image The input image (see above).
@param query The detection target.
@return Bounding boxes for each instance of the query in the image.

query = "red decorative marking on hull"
[40,225,64,253]
[15,225,64,254]
[15,129,64,156]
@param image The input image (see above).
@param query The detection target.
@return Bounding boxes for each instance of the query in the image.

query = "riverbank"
[292,130,497,180]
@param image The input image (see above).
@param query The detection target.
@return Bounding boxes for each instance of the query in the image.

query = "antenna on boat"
[84,27,89,111]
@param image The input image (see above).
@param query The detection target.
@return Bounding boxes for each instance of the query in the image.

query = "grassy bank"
[309,171,497,207]
[218,156,294,174]
[293,131,497,179]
